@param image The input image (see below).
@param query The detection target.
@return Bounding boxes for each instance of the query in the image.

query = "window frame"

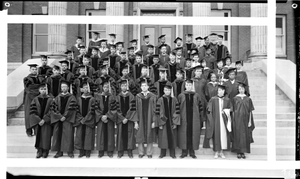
[86,10,106,47]
[276,14,287,57]
[32,23,49,55]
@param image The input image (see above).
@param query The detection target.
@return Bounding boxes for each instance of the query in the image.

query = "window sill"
[276,55,287,58]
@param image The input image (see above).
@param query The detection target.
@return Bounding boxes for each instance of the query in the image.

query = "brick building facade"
[7,2,271,66]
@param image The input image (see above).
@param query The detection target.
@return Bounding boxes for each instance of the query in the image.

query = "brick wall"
[24,1,48,15]
[183,3,193,44]
[277,2,296,63]
[7,24,22,62]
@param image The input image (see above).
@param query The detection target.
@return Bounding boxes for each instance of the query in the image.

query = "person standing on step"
[224,68,240,104]
[115,80,137,158]
[87,32,101,56]
[215,34,230,64]
[29,83,53,158]
[107,33,116,49]
[231,82,255,159]
[70,36,84,61]
[24,64,44,137]
[134,78,157,159]
[141,35,151,56]
[46,65,65,98]
[172,69,185,99]
[74,82,96,158]
[177,79,202,159]
[183,34,197,59]
[158,44,170,67]
[235,60,250,96]
[99,39,111,61]
[38,55,52,79]
[156,35,171,55]
[155,84,180,159]
[50,80,77,158]
[205,84,232,159]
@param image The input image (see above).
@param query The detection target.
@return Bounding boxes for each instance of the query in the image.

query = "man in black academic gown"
[38,55,52,78]
[155,35,171,55]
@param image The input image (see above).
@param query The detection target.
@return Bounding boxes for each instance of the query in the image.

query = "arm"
[29,98,41,128]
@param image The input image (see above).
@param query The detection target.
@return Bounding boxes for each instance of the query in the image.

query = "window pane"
[36,35,48,52]
[161,27,172,46]
[211,25,224,31]
[276,17,282,28]
[90,24,106,31]
[91,10,106,16]
[145,27,155,45]
[276,36,283,54]
[36,24,48,34]
[276,27,283,35]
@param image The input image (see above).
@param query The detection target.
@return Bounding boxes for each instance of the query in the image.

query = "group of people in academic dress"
[23,32,255,159]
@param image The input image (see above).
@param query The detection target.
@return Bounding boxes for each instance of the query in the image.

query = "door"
[140,25,176,49]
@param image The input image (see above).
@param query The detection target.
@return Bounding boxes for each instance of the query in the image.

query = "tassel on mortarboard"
[171,86,174,98]
[85,65,87,76]
[70,83,73,94]
[184,70,187,80]
[192,80,195,92]
[108,81,112,94]
[126,79,129,91]
[46,84,48,95]
[87,82,91,93]
[147,66,150,77]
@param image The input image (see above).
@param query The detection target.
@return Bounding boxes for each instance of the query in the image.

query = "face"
[76,39,82,44]
[205,38,210,45]
[229,72,236,80]
[161,47,167,54]
[131,42,137,48]
[217,61,224,68]
[141,83,149,92]
[80,48,86,54]
[41,58,47,66]
[93,33,98,39]
[176,40,182,46]
[117,44,123,50]
[61,84,69,93]
[92,49,98,56]
[193,55,199,62]
[153,58,159,64]
[201,61,207,67]
[186,36,192,42]
[144,37,150,43]
[176,71,183,79]
[225,58,231,66]
[159,71,166,79]
[176,50,182,56]
[110,36,116,42]
[79,68,86,75]
[164,88,171,96]
[61,63,68,71]
[103,84,109,92]
[30,67,38,75]
[185,82,193,91]
[196,39,202,46]
[121,83,127,92]
[53,68,60,75]
[210,73,217,82]
[186,61,191,67]
[101,68,108,75]
[129,50,134,55]
[217,88,225,97]
[110,47,116,54]
[218,37,223,45]
[206,49,211,55]
[238,85,245,94]
[101,42,107,48]
[160,37,166,43]
[82,85,89,94]
[121,54,126,59]
[67,53,73,59]
[141,68,148,75]
[136,56,142,63]
[169,54,176,62]
[83,58,89,65]
[122,68,129,76]
[236,64,242,70]
[194,69,202,77]
[39,87,47,95]
[147,47,153,54]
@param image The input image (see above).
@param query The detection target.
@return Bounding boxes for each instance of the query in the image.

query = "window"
[33,24,48,54]
[86,10,106,46]
[276,15,286,57]
[211,10,231,52]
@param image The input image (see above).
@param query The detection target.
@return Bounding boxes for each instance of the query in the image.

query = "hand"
[80,120,84,124]
[248,121,251,127]
[39,119,45,126]
[123,118,128,124]
[151,122,155,129]
[134,123,139,130]
[159,126,163,130]
[60,117,66,122]
[172,125,177,129]
[102,115,107,120]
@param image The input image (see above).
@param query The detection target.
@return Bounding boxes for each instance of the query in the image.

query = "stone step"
[255,107,295,113]
[276,155,295,161]
[275,113,295,119]
[276,120,295,127]
[276,145,295,156]
[276,136,295,146]
[276,127,295,136]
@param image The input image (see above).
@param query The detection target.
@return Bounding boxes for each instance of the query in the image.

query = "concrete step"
[276,145,295,156]
[276,120,295,127]
[276,155,295,161]
[276,136,295,146]
[276,127,295,136]
[254,107,295,113]
[275,113,295,119]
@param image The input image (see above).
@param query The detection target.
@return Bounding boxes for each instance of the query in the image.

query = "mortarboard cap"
[174,46,183,51]
[120,51,126,54]
[116,41,124,45]
[185,33,193,37]
[130,39,138,43]
[109,44,116,49]
[59,60,69,65]
[139,77,151,85]
[203,36,209,40]
[108,33,116,37]
[186,58,192,61]
[158,34,166,39]
[93,32,100,35]
[120,79,128,85]
[209,33,218,36]
[238,81,248,87]
[185,79,193,84]
[79,45,86,49]
[64,49,72,54]
[143,35,150,39]
[158,66,168,71]
[193,65,204,70]
[190,48,199,55]
[217,34,224,38]
[235,60,243,66]
[135,51,143,57]
[164,84,172,89]
[80,81,89,88]
[159,43,168,49]
[40,55,48,59]
[99,39,107,43]
[147,44,154,48]
[174,37,183,43]
[76,36,83,40]
[60,80,70,87]
[225,68,237,75]
[141,64,148,69]
[52,65,60,71]
[199,58,206,64]
[121,65,130,71]
[127,47,134,50]
[152,54,159,58]
[39,83,47,89]
[92,47,99,51]
[28,64,38,68]
[170,51,176,56]
[177,69,185,74]
[77,65,86,69]
[217,58,224,63]
[217,84,226,90]
[195,36,203,40]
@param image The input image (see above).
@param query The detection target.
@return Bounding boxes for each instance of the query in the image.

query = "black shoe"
[180,154,187,158]
[128,154,133,158]
[42,151,49,158]
[36,152,42,158]
[54,152,63,158]
[138,154,144,158]
[78,150,86,158]
[171,155,176,159]
[108,152,113,158]
[159,155,165,159]
[117,154,123,158]
[241,153,246,159]
[190,155,197,159]
[237,153,241,159]
[26,129,33,137]
[147,155,152,159]
[98,151,104,158]
[68,153,74,158]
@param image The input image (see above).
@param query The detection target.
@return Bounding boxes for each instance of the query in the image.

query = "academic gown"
[50,93,77,152]
[209,43,218,58]
[149,63,160,83]
[165,62,180,83]
[205,96,232,151]
[128,55,136,66]
[115,92,137,151]
[231,95,255,153]
[155,95,180,149]
[93,68,119,82]
[90,55,101,71]
[203,67,213,81]
[236,70,250,96]
[159,54,170,67]
[203,55,216,70]
[132,63,144,82]
[116,77,137,96]
[215,44,229,61]
[38,65,52,78]
[94,92,117,151]
[61,70,74,82]
[108,54,121,72]
[141,44,150,56]
[69,60,79,75]
[205,82,219,101]
[198,46,207,60]
[99,48,111,61]
[213,68,225,82]
[172,79,185,98]
[144,54,154,67]
[184,67,194,80]
[94,75,116,96]
[29,94,53,151]
[224,80,240,104]
[190,77,208,121]
[46,75,65,98]
[134,92,157,144]
[71,44,82,60]
[153,79,172,98]
[155,43,171,55]
[73,75,94,98]
[183,43,197,58]
[115,60,132,77]
[74,96,96,151]
[23,74,43,130]
[177,91,203,150]
[176,56,186,69]
[87,39,101,56]
[75,65,95,79]
[223,66,231,80]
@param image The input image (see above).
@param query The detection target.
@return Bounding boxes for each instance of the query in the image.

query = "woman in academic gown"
[99,39,111,61]
[205,72,219,101]
[231,82,255,159]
